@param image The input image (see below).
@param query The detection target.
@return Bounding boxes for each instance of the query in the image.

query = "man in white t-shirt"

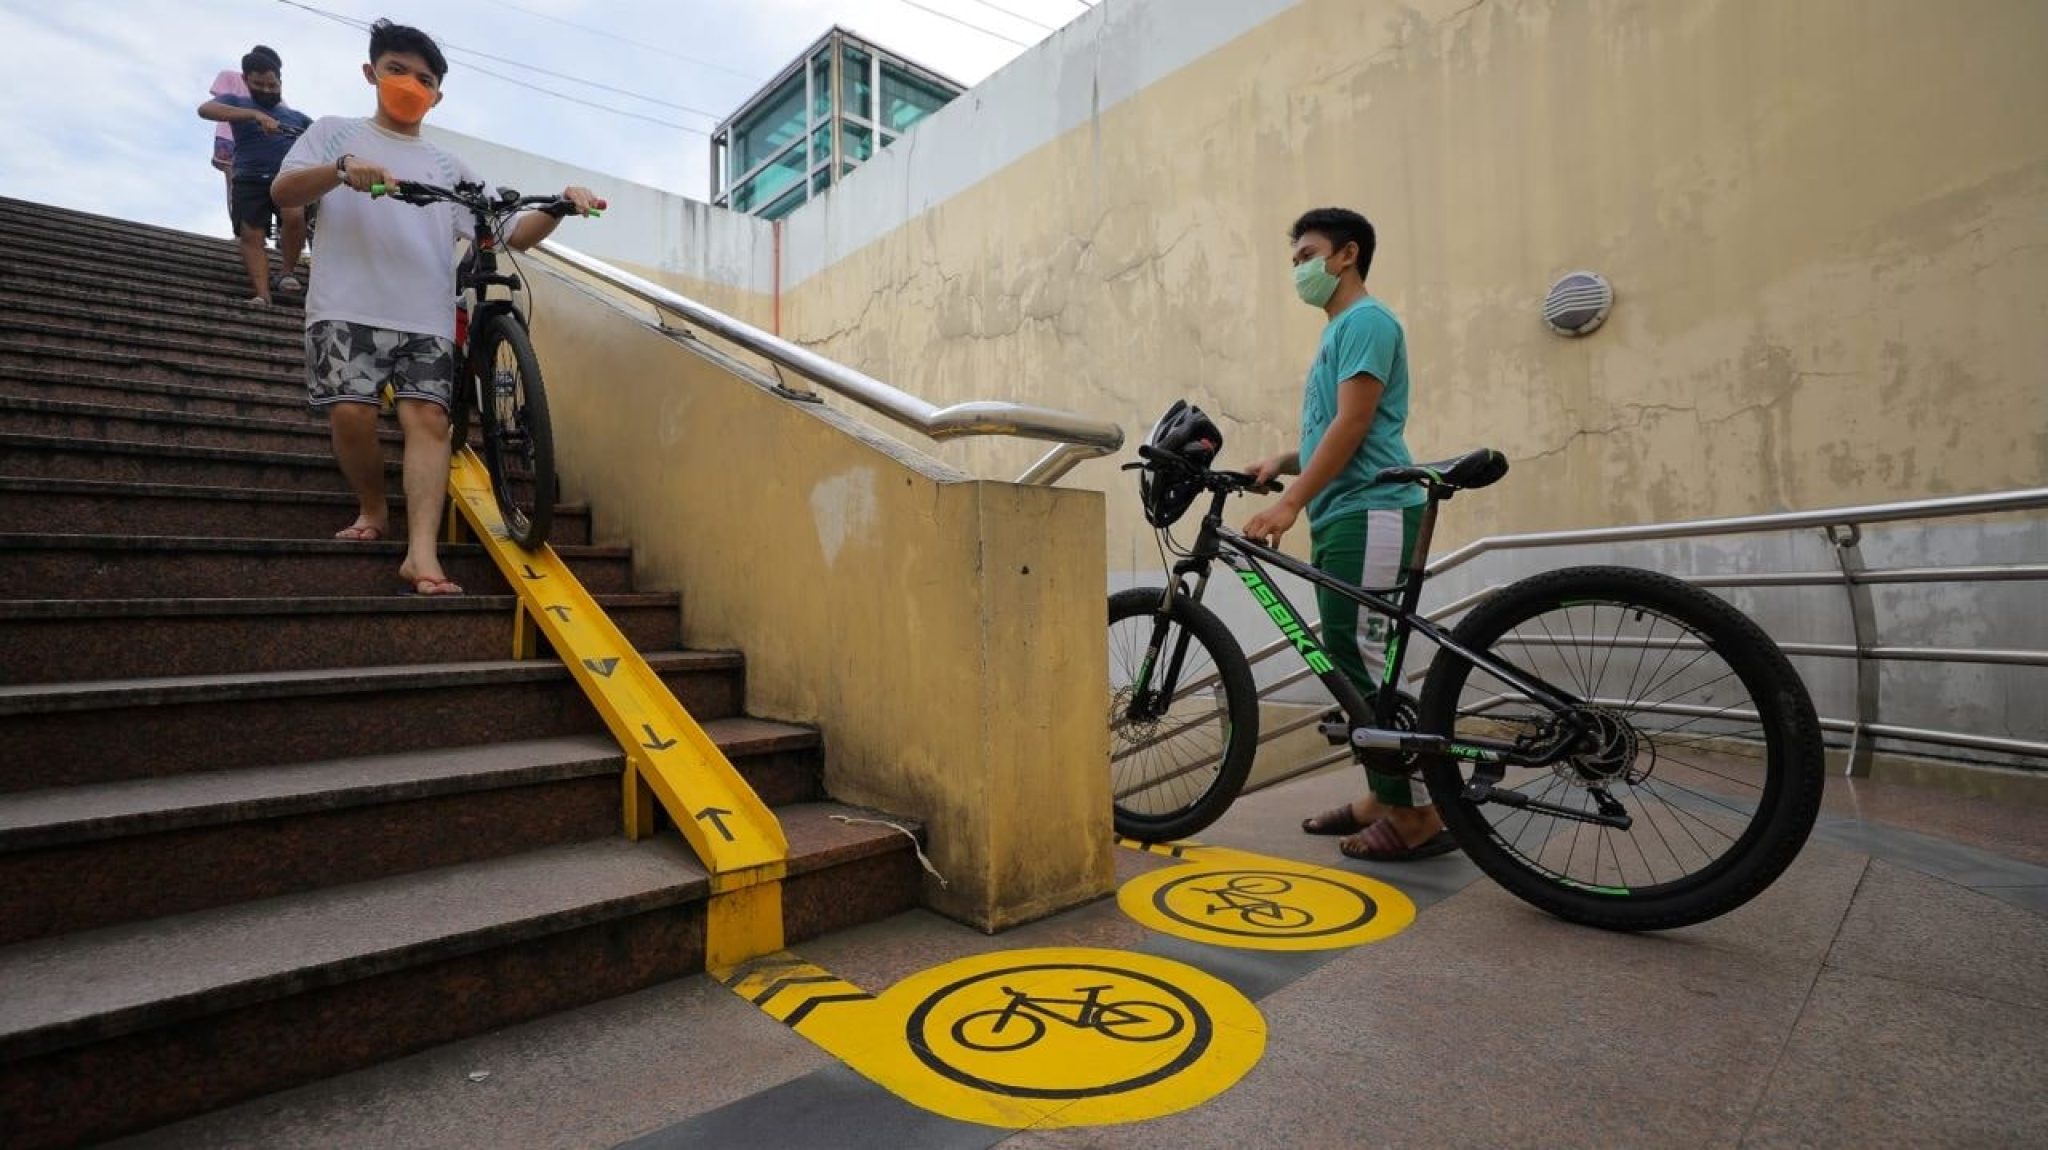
[272,19,598,596]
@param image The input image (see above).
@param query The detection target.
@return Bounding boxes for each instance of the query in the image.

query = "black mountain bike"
[1110,402,1824,930]
[368,179,601,549]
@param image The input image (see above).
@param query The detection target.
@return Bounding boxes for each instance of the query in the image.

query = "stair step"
[0,809,921,1148]
[0,294,306,353]
[0,339,301,392]
[0,276,307,336]
[1,316,303,374]
[0,433,531,495]
[0,266,309,330]
[0,230,298,300]
[0,210,299,285]
[0,651,745,789]
[0,593,681,683]
[0,476,594,545]
[0,724,824,943]
[0,196,266,263]
[1,364,311,417]
[0,533,633,599]
[0,395,406,459]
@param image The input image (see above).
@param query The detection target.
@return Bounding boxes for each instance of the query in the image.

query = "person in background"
[198,46,312,306]
[206,47,275,234]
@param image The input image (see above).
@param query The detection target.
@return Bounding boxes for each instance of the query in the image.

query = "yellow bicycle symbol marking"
[1190,873,1317,930]
[950,983,1186,1052]
[1119,856,1417,952]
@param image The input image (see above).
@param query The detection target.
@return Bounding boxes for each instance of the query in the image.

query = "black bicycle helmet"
[1139,400,1223,528]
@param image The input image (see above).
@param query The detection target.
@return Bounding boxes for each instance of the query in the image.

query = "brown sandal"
[1338,817,1461,862]
[1301,803,1368,836]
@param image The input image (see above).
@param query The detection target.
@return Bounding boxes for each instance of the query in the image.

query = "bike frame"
[453,194,530,375]
[1135,482,1589,781]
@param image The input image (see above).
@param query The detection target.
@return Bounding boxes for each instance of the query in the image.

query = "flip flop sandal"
[403,577,465,597]
[1339,818,1462,862]
[333,524,385,542]
[1301,803,1368,836]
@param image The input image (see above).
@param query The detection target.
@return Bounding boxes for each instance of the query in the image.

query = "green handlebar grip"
[587,209,603,218]
[369,183,387,197]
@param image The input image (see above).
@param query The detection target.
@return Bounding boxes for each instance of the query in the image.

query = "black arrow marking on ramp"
[521,564,546,581]
[695,806,735,842]
[583,657,619,677]
[545,605,572,621]
[640,724,677,751]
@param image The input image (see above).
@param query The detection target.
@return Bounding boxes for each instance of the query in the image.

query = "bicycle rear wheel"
[1417,566,1824,930]
[1108,588,1259,842]
[471,314,556,550]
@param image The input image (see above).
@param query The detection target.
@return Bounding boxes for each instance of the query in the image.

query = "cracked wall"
[773,0,2048,585]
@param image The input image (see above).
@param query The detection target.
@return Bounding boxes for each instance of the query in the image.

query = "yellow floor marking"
[447,449,786,960]
[716,947,1264,1129]
[1113,837,1416,951]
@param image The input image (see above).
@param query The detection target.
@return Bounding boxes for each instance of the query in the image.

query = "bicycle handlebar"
[368,180,605,219]
[1131,445,1284,495]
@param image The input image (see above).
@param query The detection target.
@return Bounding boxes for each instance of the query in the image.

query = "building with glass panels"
[710,27,965,220]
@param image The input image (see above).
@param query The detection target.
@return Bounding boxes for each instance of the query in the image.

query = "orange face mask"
[376,73,434,125]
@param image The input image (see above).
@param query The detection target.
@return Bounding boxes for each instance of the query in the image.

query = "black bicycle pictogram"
[1191,873,1315,930]
[950,984,1187,1053]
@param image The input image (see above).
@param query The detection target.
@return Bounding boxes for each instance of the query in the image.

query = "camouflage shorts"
[304,320,457,411]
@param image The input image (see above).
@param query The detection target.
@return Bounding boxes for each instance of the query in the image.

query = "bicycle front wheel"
[472,314,556,550]
[1417,566,1824,931]
[1108,588,1259,843]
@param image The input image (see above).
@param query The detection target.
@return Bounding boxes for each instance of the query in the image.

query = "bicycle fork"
[1126,563,1216,721]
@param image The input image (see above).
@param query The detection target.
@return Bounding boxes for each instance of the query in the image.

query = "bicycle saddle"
[1376,448,1509,492]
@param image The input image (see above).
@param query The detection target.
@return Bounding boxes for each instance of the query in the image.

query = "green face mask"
[1293,255,1339,308]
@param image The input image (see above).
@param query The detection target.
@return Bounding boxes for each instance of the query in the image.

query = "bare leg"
[395,398,456,590]
[327,401,388,536]
[277,207,307,279]
[237,223,271,303]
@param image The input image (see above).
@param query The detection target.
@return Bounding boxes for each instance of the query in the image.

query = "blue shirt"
[214,94,312,179]
[1299,297,1426,527]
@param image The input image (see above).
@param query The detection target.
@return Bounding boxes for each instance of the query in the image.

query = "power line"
[481,0,765,86]
[897,0,1033,48]
[272,0,722,124]
[452,58,712,136]
[955,0,1057,33]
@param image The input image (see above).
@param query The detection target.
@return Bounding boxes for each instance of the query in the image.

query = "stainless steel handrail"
[534,241,1125,485]
[1218,485,2048,776]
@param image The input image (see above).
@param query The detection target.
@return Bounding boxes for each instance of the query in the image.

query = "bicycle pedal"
[1318,709,1348,746]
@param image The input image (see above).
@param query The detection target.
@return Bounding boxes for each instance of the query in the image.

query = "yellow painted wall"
[523,263,1115,930]
[607,255,775,336]
[782,0,2048,576]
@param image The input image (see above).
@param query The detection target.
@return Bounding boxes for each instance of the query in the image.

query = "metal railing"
[1229,486,2048,781]
[534,242,1124,484]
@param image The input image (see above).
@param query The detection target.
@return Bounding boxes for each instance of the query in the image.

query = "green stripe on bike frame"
[1560,879,1631,896]
[1235,567,1335,675]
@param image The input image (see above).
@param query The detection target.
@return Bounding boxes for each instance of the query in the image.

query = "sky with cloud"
[0,0,1091,237]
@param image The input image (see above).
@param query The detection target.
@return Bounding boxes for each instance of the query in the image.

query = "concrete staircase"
[0,197,922,1148]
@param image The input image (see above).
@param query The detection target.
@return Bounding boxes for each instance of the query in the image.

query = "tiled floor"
[113,765,2048,1150]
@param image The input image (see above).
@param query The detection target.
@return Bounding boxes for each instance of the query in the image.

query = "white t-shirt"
[280,117,498,341]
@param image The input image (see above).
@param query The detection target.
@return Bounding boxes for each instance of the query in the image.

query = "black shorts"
[230,174,283,235]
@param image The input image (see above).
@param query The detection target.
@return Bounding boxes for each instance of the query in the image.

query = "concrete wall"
[444,0,2046,807]
[519,260,1114,931]
[766,0,2048,764]
[774,0,2048,565]
[424,125,777,330]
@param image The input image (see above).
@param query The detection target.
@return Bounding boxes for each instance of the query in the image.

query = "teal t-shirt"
[1299,297,1426,527]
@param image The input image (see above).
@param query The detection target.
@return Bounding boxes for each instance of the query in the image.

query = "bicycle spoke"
[1439,587,1795,899]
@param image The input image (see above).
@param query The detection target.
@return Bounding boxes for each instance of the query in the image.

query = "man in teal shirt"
[1245,207,1453,862]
